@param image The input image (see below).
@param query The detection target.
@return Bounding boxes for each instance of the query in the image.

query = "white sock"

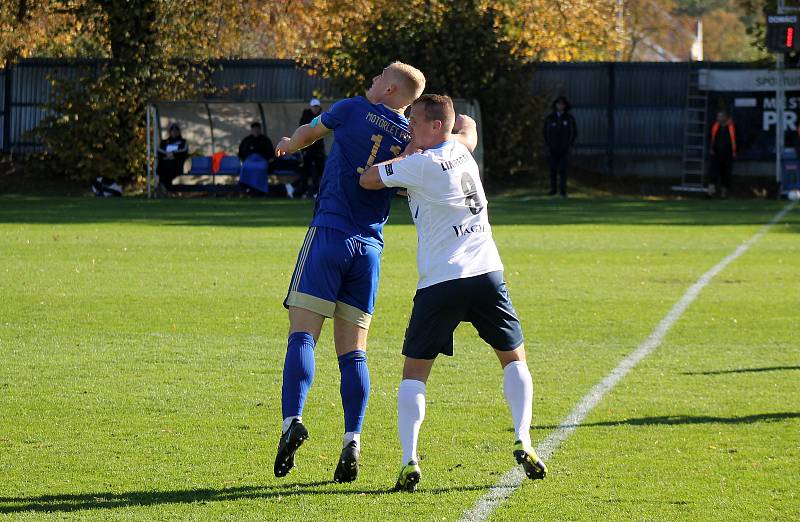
[397,379,426,464]
[343,431,360,448]
[503,361,533,448]
[282,416,301,434]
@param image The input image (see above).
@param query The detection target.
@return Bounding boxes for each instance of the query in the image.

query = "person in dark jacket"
[709,109,737,199]
[296,98,327,198]
[238,122,276,195]
[156,122,188,191]
[543,96,577,197]
[238,122,275,162]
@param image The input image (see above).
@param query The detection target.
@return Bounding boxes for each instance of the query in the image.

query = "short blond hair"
[387,62,426,105]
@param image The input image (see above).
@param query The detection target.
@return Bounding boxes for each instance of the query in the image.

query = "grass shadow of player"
[0,480,487,514]
[529,412,800,431]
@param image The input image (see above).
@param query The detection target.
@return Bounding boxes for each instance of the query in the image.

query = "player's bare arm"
[360,163,390,190]
[275,119,332,157]
[359,145,420,190]
[452,114,478,152]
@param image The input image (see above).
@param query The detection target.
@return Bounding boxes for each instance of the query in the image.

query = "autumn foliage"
[0,0,766,184]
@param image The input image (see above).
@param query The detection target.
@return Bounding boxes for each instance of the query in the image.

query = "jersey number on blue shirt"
[357,134,403,173]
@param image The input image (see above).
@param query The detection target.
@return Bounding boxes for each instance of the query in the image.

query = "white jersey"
[378,140,503,289]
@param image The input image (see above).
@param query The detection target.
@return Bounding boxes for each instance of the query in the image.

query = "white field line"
[459,201,797,522]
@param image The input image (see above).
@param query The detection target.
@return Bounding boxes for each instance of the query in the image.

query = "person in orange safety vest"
[709,109,736,199]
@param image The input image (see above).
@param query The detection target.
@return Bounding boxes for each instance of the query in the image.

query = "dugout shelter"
[145,99,483,197]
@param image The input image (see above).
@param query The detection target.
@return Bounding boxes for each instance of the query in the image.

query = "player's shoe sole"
[273,418,309,478]
[392,461,421,492]
[513,441,547,480]
[333,440,360,483]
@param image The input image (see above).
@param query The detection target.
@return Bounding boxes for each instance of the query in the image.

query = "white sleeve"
[378,153,426,189]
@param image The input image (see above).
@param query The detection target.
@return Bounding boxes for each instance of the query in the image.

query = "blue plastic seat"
[217,155,241,176]
[270,152,302,177]
[188,156,213,176]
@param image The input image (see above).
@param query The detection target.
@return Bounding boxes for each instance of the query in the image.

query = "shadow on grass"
[532,412,800,431]
[0,480,487,514]
[0,196,794,228]
[683,365,800,375]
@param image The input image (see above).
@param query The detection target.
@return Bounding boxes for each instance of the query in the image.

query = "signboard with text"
[702,69,800,161]
[766,14,800,52]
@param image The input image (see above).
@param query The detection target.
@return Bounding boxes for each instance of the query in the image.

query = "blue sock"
[338,350,370,434]
[281,332,316,421]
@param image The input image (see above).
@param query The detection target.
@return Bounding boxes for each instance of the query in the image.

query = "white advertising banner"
[701,69,800,92]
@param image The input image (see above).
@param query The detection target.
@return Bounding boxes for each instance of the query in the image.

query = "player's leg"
[274,307,322,478]
[495,345,546,480]
[330,239,381,482]
[281,306,324,430]
[330,319,369,483]
[334,317,370,444]
[469,271,546,480]
[281,227,335,431]
[494,346,533,444]
[275,226,343,477]
[400,357,435,464]
[493,346,530,446]
[394,280,464,492]
[392,357,434,492]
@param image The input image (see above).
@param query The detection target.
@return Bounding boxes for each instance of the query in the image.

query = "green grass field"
[0,196,798,521]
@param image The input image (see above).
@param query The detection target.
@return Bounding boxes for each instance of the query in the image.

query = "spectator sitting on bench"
[157,122,188,191]
[238,122,275,162]
[238,122,275,194]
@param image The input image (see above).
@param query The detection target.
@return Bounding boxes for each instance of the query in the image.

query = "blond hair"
[386,62,426,105]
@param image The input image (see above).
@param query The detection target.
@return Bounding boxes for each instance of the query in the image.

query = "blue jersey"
[312,96,411,247]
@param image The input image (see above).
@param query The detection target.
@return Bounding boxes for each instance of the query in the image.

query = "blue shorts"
[284,226,381,329]
[402,271,524,360]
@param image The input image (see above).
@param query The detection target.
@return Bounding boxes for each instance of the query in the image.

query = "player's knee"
[402,357,435,382]
[288,306,325,340]
[495,344,526,368]
[333,316,369,355]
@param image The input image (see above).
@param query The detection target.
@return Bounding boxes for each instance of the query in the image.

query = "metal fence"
[0,67,5,151]
[1,59,102,152]
[0,58,750,160]
[210,60,334,101]
[531,62,691,156]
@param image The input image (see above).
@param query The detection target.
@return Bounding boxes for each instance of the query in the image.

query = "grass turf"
[0,196,797,521]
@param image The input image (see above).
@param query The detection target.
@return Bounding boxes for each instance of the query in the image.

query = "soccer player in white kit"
[360,94,547,492]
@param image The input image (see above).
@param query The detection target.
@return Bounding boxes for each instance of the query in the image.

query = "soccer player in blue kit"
[272,62,426,482]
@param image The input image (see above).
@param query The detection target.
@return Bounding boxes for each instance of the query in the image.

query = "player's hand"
[275,137,293,157]
[453,114,475,134]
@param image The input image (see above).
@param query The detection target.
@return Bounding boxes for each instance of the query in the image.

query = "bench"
[169,154,301,195]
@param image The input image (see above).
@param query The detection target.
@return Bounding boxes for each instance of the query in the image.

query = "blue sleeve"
[320,98,356,130]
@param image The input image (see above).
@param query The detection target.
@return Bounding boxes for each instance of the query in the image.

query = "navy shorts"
[284,226,381,329]
[402,271,524,360]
